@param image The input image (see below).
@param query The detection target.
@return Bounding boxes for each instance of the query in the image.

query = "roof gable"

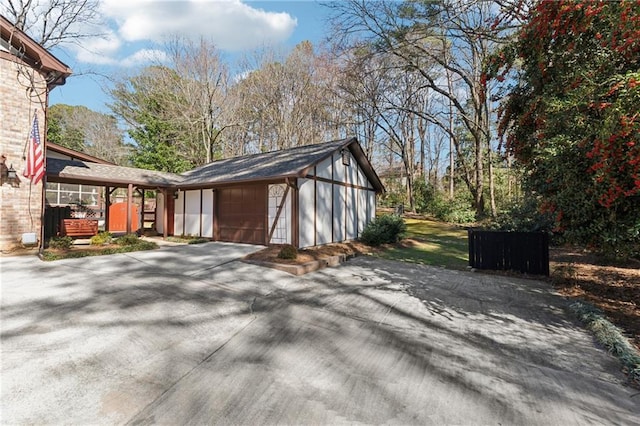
[181,137,384,192]
[46,138,385,193]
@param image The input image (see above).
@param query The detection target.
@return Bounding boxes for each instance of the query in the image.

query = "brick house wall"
[0,55,48,250]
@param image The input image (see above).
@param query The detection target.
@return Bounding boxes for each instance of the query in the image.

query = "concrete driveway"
[1,243,638,424]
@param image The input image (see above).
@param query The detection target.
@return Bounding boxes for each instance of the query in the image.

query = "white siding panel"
[333,184,345,242]
[346,186,357,240]
[174,191,184,236]
[184,190,201,236]
[347,152,357,185]
[333,152,346,182]
[367,191,376,221]
[316,181,332,245]
[156,192,165,234]
[316,156,333,179]
[201,189,214,238]
[298,178,315,248]
[357,164,366,187]
[357,189,367,235]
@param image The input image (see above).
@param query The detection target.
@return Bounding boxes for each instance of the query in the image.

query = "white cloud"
[120,49,169,67]
[68,28,121,65]
[101,0,297,51]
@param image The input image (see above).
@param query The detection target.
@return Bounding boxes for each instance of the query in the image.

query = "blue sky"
[48,0,332,113]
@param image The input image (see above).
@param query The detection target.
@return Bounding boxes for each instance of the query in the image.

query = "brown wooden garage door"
[217,185,266,244]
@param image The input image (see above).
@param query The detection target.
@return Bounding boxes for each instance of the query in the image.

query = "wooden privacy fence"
[468,229,550,276]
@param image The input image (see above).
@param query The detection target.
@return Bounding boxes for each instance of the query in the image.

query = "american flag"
[24,113,45,185]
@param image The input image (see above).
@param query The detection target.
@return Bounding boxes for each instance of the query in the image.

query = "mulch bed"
[244,241,375,265]
[550,247,640,352]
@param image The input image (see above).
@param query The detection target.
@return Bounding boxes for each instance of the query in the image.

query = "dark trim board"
[304,174,376,192]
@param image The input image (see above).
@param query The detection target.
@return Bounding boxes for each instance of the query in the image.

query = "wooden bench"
[61,219,99,237]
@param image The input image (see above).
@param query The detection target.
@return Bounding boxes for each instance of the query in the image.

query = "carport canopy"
[46,158,182,235]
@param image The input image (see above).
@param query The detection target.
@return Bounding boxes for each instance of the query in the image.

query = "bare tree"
[328,0,515,216]
[228,42,339,153]
[109,37,233,167]
[1,0,102,48]
[163,37,230,163]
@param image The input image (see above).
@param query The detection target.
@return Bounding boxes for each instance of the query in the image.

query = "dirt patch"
[550,247,640,351]
[0,246,40,257]
[244,241,376,265]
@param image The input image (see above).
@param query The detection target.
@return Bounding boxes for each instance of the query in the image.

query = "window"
[45,182,100,206]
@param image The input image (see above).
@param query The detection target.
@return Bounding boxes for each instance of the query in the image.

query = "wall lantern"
[341,149,351,166]
[173,190,180,199]
[1,155,19,186]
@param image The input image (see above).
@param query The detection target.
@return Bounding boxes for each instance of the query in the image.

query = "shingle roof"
[46,158,181,187]
[46,138,385,192]
[181,138,355,186]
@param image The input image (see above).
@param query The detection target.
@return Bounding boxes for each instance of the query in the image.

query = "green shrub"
[360,214,407,246]
[49,236,73,250]
[115,234,140,246]
[414,181,476,224]
[278,244,298,259]
[90,231,112,246]
[489,198,555,233]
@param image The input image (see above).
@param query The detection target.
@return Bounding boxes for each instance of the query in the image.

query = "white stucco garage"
[161,137,384,248]
[48,138,384,248]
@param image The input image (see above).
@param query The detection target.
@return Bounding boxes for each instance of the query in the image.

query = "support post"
[141,189,145,234]
[105,185,111,232]
[163,189,168,239]
[126,183,133,234]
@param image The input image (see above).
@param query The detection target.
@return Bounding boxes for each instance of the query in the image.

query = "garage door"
[218,185,266,244]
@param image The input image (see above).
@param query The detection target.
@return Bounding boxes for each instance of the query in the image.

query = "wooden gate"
[468,229,549,276]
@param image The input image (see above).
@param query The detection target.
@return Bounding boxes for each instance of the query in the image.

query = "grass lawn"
[376,217,469,269]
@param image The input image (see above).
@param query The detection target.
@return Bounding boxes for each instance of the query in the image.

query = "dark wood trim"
[331,153,335,243]
[262,185,269,245]
[162,189,168,238]
[268,185,290,243]
[1,15,73,78]
[182,190,186,236]
[105,185,111,232]
[344,161,347,239]
[176,176,295,191]
[48,142,115,164]
[199,189,203,237]
[357,163,361,235]
[46,175,171,189]
[141,189,146,233]
[313,167,317,247]
[304,174,376,192]
[126,183,133,234]
[213,189,219,240]
[288,178,299,248]
[211,189,215,239]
